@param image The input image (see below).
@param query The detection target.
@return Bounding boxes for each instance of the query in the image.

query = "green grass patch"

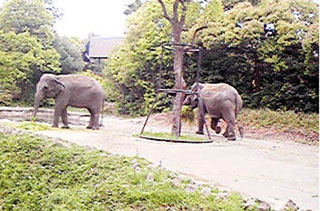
[6,121,52,131]
[238,108,319,133]
[140,131,210,142]
[0,128,253,210]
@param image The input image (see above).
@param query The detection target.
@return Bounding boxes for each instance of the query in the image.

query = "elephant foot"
[223,132,230,137]
[196,131,204,135]
[61,125,70,129]
[92,126,100,130]
[227,136,236,141]
[52,124,59,128]
[87,126,92,129]
[215,126,221,134]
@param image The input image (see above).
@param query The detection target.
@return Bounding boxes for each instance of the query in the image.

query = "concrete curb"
[0,107,90,126]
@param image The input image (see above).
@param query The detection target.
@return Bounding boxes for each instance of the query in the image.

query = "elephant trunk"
[33,92,44,117]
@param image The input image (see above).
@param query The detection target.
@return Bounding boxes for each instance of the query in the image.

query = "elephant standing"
[33,74,105,130]
[184,82,243,140]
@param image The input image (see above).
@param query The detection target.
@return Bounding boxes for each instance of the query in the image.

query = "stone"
[243,198,258,210]
[185,184,196,193]
[171,178,180,188]
[215,192,229,201]
[283,199,299,211]
[146,173,154,182]
[201,187,212,197]
[257,201,271,211]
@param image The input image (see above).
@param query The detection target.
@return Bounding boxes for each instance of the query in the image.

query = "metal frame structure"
[139,43,211,141]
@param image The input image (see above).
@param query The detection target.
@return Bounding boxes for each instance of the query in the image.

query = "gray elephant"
[184,82,243,140]
[33,74,105,130]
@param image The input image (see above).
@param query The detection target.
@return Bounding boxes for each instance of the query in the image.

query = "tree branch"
[179,1,187,30]
[157,0,172,23]
[172,0,179,23]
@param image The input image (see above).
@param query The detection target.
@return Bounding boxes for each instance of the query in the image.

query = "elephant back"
[200,83,242,114]
[57,75,103,91]
[200,83,236,100]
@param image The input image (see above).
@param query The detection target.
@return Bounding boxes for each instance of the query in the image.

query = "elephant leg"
[196,108,205,135]
[53,106,63,128]
[222,110,236,141]
[61,108,69,129]
[210,118,221,134]
[223,125,230,137]
[92,112,100,130]
[87,109,93,129]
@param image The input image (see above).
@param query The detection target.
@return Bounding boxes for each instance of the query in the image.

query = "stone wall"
[0,107,90,126]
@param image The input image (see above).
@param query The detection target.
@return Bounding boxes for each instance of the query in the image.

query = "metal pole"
[140,46,164,135]
[197,48,211,140]
[139,92,160,135]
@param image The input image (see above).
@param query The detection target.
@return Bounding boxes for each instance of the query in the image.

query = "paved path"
[34,116,318,210]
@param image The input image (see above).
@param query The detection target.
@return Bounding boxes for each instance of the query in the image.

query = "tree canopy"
[0,0,62,105]
[105,0,319,114]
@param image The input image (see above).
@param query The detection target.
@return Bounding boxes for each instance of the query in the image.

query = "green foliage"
[0,0,56,47]
[53,35,85,74]
[0,0,62,106]
[106,0,201,115]
[0,129,250,210]
[238,108,319,133]
[104,0,319,115]
[189,0,319,113]
[0,31,60,105]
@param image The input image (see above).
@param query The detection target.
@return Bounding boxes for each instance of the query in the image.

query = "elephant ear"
[53,79,65,93]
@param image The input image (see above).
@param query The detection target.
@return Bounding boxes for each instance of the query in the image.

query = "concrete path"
[33,116,318,210]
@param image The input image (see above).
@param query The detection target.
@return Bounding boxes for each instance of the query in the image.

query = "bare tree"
[157,0,190,136]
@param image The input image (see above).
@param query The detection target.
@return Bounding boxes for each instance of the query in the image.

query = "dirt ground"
[3,114,318,210]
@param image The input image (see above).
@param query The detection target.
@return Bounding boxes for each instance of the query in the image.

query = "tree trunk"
[156,0,188,137]
[171,31,186,136]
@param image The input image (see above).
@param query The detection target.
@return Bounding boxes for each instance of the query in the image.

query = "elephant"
[184,82,243,141]
[33,73,105,130]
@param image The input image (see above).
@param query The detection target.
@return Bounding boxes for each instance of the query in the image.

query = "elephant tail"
[235,94,244,138]
[235,94,243,116]
[99,99,105,127]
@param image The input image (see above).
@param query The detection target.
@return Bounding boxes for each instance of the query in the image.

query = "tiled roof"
[88,37,124,59]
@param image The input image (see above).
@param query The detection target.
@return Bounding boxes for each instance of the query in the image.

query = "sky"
[54,0,133,39]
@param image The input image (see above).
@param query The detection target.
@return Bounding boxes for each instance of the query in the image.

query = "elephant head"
[33,74,65,117]
[183,83,204,109]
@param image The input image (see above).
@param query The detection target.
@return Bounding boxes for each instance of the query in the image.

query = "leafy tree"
[0,0,56,47]
[107,0,318,115]
[53,35,85,74]
[157,0,206,136]
[106,0,201,119]
[0,31,60,105]
[191,0,319,112]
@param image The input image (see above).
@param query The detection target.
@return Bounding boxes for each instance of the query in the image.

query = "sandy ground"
[3,115,318,210]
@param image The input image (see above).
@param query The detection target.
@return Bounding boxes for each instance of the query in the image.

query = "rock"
[257,201,271,211]
[201,187,212,197]
[282,199,299,211]
[215,192,229,201]
[185,184,196,193]
[132,161,141,170]
[243,198,258,210]
[146,173,154,182]
[171,178,180,188]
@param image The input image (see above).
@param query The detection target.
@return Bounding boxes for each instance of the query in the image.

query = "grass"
[140,131,210,142]
[238,108,318,133]
[17,121,53,131]
[182,107,319,143]
[0,126,256,210]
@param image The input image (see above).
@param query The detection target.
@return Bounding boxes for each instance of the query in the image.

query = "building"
[83,37,124,62]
